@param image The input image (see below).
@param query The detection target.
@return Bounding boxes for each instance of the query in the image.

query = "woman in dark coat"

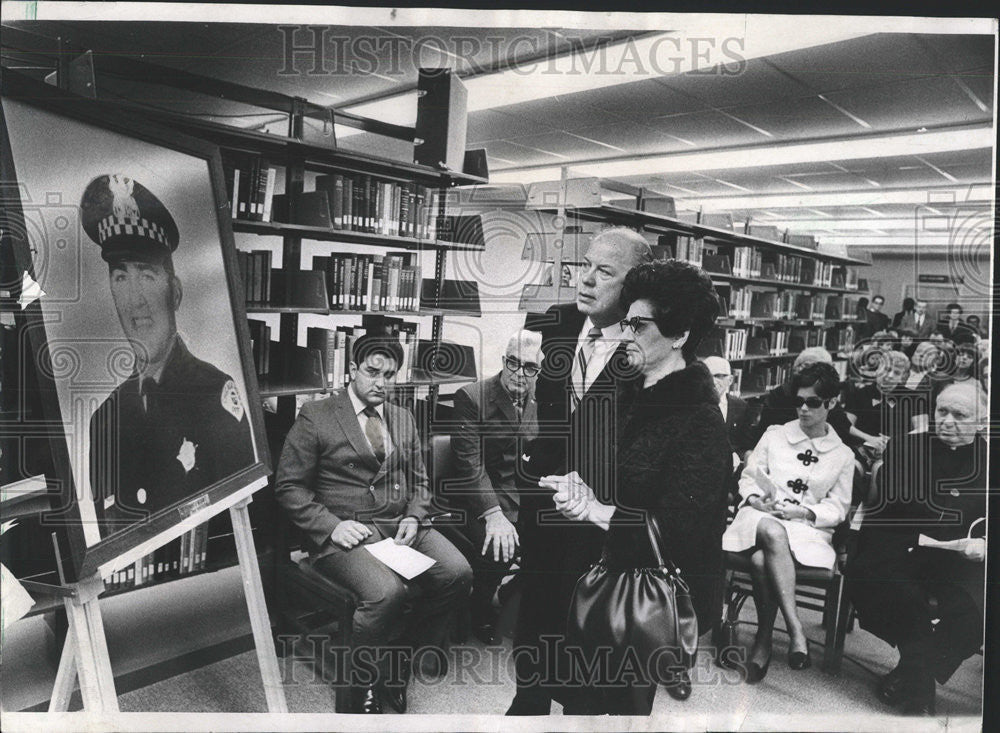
[848,381,988,716]
[546,260,731,715]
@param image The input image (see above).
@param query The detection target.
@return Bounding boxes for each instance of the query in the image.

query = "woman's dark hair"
[790,361,841,400]
[352,334,405,369]
[620,259,720,361]
[901,297,915,312]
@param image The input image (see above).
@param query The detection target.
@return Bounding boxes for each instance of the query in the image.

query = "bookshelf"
[518,175,868,397]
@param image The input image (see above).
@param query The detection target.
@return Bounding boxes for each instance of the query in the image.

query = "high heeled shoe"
[745,653,772,684]
[788,649,812,671]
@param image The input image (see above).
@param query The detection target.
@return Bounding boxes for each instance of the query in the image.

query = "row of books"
[248,320,274,380]
[104,526,210,592]
[731,246,764,278]
[312,253,424,312]
[725,289,854,321]
[224,158,279,222]
[237,249,273,305]
[313,173,439,239]
[662,235,705,266]
[307,317,421,388]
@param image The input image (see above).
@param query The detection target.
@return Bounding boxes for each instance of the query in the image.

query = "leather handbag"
[566,513,699,677]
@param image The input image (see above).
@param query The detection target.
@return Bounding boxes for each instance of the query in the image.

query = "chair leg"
[821,576,849,675]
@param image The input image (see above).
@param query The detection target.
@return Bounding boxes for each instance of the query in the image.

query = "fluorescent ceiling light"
[340,20,874,134]
[763,218,970,231]
[489,125,994,182]
[677,183,994,212]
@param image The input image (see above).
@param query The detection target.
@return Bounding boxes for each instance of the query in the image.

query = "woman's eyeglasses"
[619,316,658,334]
[792,396,830,409]
[503,356,540,377]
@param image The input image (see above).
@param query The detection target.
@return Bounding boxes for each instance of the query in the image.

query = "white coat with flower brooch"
[722,420,854,569]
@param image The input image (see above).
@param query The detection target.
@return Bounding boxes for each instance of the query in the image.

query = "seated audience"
[722,362,855,681]
[752,347,855,448]
[935,303,976,345]
[448,330,541,645]
[905,341,939,393]
[848,382,988,716]
[274,335,472,714]
[897,328,918,359]
[964,314,984,339]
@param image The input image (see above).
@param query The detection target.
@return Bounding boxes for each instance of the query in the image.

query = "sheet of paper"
[917,534,977,552]
[364,538,436,580]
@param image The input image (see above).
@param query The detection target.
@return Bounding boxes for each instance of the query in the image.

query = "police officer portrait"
[2,95,264,555]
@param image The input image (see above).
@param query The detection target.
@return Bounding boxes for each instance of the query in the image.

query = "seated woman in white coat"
[722,361,854,682]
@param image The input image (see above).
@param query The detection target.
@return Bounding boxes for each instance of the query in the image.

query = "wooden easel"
[45,498,287,713]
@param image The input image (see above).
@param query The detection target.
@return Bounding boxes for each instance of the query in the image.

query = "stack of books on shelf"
[307,316,420,389]
[790,325,825,352]
[816,261,834,287]
[312,253,423,312]
[749,363,791,393]
[271,173,439,239]
[224,158,279,222]
[727,288,752,319]
[730,368,743,395]
[724,328,748,360]
[842,296,862,320]
[248,320,272,379]
[236,249,273,305]
[767,329,789,356]
[658,233,704,266]
[750,292,779,319]
[760,252,805,283]
[844,267,860,290]
[104,527,209,591]
[732,246,763,278]
[826,324,856,355]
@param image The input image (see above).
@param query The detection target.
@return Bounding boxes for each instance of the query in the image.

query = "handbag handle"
[644,513,682,578]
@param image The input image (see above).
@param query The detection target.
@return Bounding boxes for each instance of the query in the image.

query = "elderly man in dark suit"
[702,355,758,461]
[899,299,936,339]
[275,335,472,714]
[508,227,650,715]
[447,329,541,644]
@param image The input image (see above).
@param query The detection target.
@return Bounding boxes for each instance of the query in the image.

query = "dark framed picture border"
[1,70,271,582]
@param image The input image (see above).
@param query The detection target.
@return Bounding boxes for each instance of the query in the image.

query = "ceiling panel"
[657,58,813,109]
[724,95,865,139]
[488,95,628,133]
[467,108,556,143]
[822,75,992,131]
[559,121,696,156]
[766,33,947,92]
[500,130,625,159]
[909,34,997,74]
[648,110,770,148]
[572,77,712,118]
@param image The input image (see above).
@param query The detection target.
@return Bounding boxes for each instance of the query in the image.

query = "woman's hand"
[772,501,816,522]
[961,538,986,562]
[542,471,593,520]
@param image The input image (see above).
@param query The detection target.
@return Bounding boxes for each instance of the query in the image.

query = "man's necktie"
[363,406,386,464]
[572,327,603,409]
[140,377,155,413]
[513,398,524,422]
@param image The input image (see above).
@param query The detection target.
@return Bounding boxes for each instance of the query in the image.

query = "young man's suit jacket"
[274,388,433,562]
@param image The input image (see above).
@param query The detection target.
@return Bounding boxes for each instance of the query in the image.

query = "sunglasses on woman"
[792,396,830,409]
[503,355,540,377]
[620,315,658,334]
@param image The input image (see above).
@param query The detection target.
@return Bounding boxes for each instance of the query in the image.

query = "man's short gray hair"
[591,226,654,267]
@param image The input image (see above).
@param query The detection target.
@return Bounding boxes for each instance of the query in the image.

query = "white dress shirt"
[574,318,627,394]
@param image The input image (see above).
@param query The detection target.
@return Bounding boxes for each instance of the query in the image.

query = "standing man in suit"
[448,330,541,644]
[702,356,758,461]
[507,227,651,715]
[275,335,472,714]
[899,299,935,339]
[861,295,891,339]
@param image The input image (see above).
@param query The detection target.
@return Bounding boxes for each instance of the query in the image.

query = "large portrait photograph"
[1,77,269,580]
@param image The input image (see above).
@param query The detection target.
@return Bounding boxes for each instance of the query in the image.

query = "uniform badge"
[136,488,147,505]
[221,380,245,422]
[177,438,197,473]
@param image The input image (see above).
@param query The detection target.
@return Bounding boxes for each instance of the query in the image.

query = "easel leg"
[231,498,289,713]
[48,628,77,712]
[61,573,120,712]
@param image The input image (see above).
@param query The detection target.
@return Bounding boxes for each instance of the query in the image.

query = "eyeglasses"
[503,356,540,377]
[619,316,658,334]
[792,396,830,409]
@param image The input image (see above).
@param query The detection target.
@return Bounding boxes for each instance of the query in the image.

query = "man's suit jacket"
[449,373,538,523]
[725,393,759,458]
[862,309,891,338]
[936,320,977,345]
[898,312,935,338]
[274,388,432,561]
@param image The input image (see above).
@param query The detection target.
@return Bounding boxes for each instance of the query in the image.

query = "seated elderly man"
[702,355,759,462]
[848,381,988,716]
[448,330,541,644]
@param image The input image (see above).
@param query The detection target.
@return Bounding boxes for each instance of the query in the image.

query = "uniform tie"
[140,377,156,413]
[572,327,603,409]
[363,406,386,464]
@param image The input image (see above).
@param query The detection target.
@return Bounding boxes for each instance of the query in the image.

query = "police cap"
[81,174,179,263]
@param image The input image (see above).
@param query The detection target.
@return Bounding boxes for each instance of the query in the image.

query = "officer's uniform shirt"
[91,336,254,531]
